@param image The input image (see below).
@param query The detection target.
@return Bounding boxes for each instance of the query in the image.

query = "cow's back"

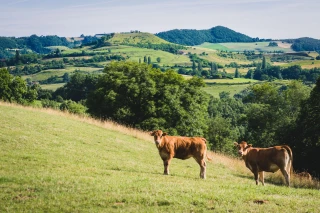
[246,146,290,172]
[166,136,206,160]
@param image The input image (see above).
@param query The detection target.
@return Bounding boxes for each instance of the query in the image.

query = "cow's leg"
[259,171,265,186]
[253,171,259,185]
[163,158,172,175]
[280,167,290,186]
[195,157,206,179]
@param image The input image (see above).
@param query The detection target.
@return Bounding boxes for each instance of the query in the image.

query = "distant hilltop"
[155,26,268,46]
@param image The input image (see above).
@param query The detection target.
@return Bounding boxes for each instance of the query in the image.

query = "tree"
[55,48,61,56]
[197,61,202,72]
[54,73,98,102]
[210,62,217,76]
[62,73,70,83]
[0,68,37,104]
[0,68,12,101]
[156,57,161,63]
[60,100,87,115]
[291,77,320,176]
[143,56,147,63]
[234,68,240,78]
[261,56,267,70]
[207,116,235,154]
[192,61,196,72]
[139,58,141,63]
[148,56,151,64]
[86,61,209,136]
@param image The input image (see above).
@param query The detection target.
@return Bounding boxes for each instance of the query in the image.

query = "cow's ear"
[247,144,252,148]
[234,142,238,146]
[162,132,167,136]
[149,131,155,136]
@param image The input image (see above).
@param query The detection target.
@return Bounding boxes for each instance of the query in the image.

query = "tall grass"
[0,102,319,212]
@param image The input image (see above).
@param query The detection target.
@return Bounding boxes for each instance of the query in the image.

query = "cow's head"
[234,141,252,157]
[150,130,167,146]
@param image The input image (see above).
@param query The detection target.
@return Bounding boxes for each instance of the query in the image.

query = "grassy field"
[197,42,294,53]
[108,46,191,66]
[40,83,65,91]
[0,102,319,212]
[203,83,253,98]
[276,59,320,69]
[22,66,103,82]
[109,32,170,44]
[188,46,251,66]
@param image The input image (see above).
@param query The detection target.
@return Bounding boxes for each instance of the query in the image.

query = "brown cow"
[150,130,208,179]
[234,141,293,186]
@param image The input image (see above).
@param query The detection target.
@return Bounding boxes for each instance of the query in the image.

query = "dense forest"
[1,61,320,177]
[155,26,260,46]
[286,37,320,51]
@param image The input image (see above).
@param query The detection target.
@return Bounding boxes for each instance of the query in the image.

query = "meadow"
[198,42,294,53]
[108,32,170,44]
[0,102,319,212]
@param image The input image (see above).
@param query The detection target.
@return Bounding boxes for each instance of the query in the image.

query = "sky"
[0,0,319,39]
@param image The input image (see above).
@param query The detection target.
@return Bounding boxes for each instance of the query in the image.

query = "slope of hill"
[155,26,257,46]
[109,32,170,44]
[0,102,319,212]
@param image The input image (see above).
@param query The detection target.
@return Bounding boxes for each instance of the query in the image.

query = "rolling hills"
[0,102,319,212]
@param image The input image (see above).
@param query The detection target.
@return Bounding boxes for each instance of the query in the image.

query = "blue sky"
[0,0,319,39]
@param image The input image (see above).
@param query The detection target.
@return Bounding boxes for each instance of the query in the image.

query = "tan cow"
[150,130,209,179]
[234,141,293,186]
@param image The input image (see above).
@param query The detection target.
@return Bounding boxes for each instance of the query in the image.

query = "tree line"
[245,58,320,83]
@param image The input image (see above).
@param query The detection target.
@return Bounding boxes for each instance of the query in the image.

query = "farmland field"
[198,42,294,53]
[22,66,103,82]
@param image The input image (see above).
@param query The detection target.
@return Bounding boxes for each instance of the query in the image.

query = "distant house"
[95,33,111,38]
[178,50,187,55]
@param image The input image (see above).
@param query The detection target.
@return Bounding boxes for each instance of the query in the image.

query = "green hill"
[0,102,319,212]
[155,26,257,46]
[109,32,170,45]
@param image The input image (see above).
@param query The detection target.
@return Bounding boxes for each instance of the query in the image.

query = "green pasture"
[45,46,70,51]
[110,46,191,66]
[198,42,293,53]
[40,83,65,91]
[197,43,230,51]
[204,78,258,84]
[22,66,102,82]
[0,103,319,212]
[109,32,170,44]
[188,46,251,66]
[203,84,251,98]
[277,59,320,69]
[220,67,251,74]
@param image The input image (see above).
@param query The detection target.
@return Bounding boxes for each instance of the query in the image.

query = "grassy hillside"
[109,32,170,44]
[0,102,319,212]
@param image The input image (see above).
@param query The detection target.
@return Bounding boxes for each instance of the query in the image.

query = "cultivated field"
[0,102,319,212]
[198,42,294,53]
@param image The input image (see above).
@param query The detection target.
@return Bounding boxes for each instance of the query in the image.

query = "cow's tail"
[282,145,293,175]
[202,138,213,161]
